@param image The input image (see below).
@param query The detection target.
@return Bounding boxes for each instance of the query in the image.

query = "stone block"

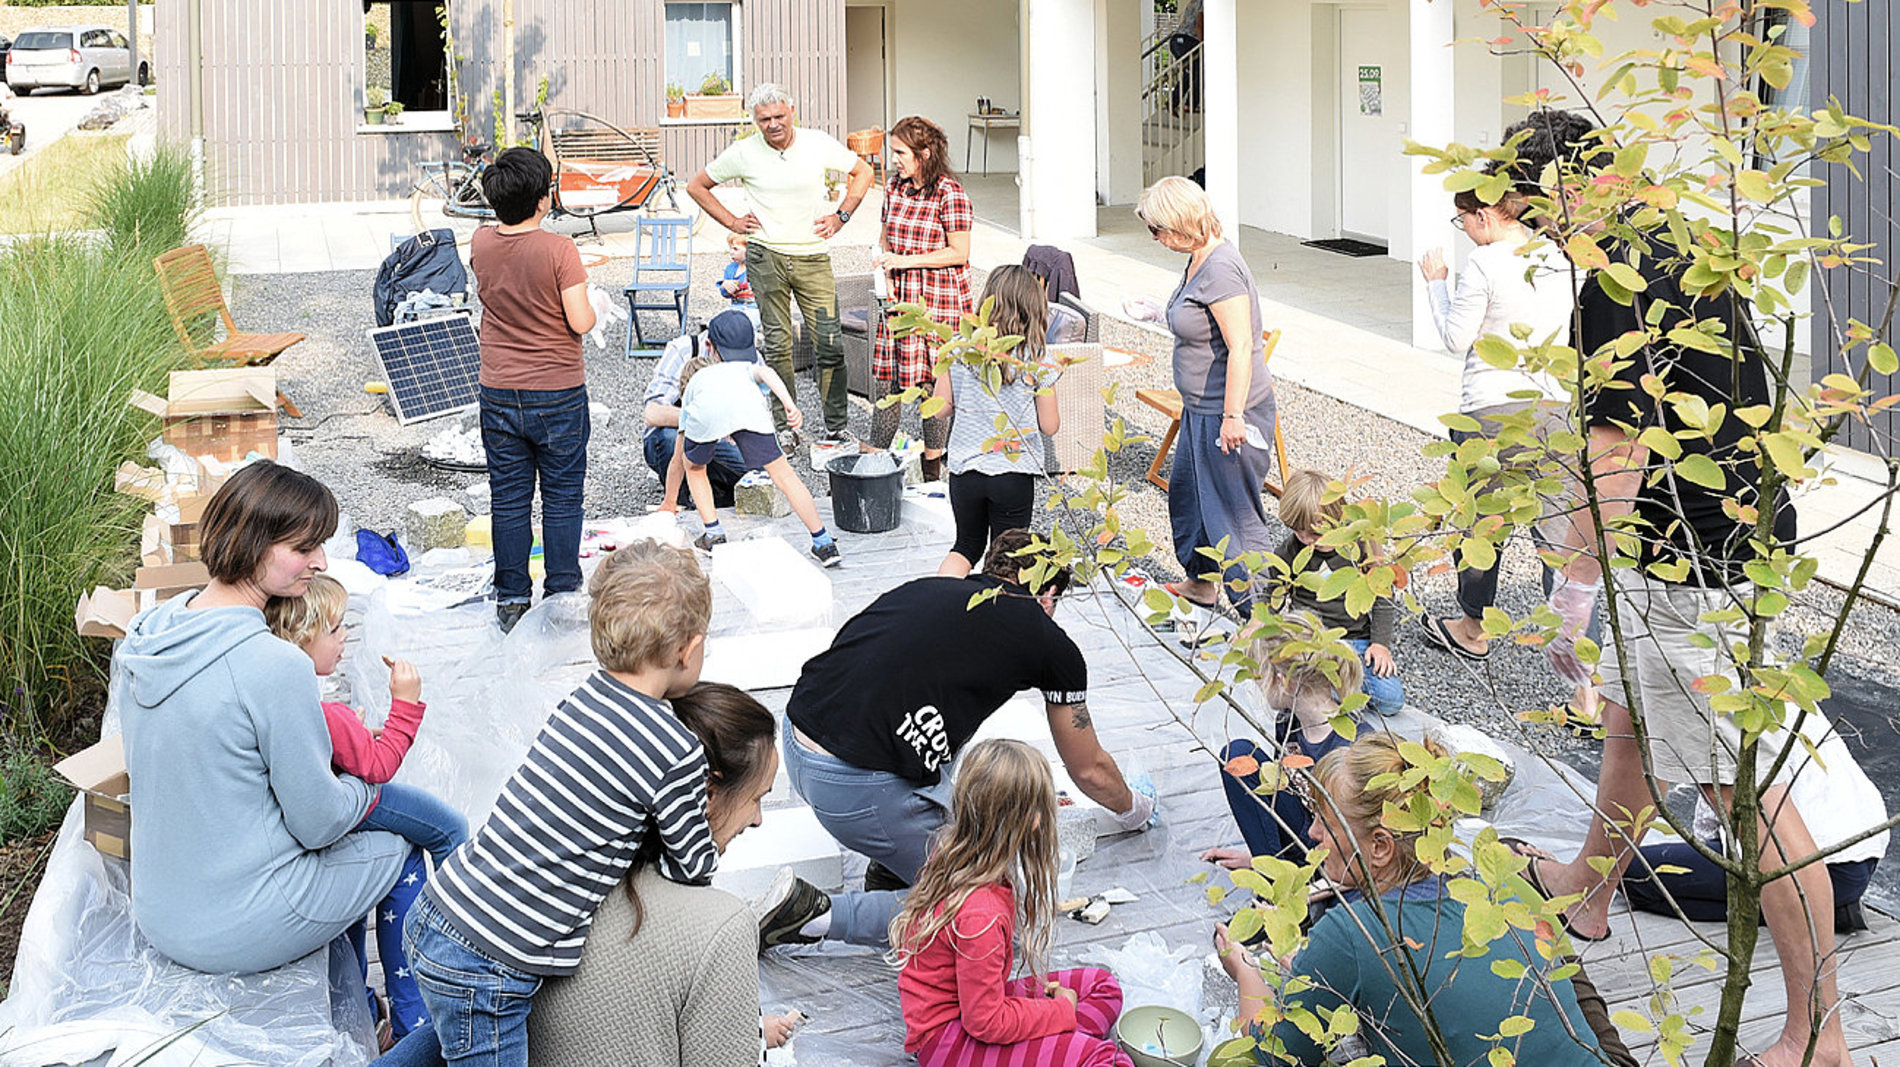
[712,804,844,897]
[405,497,468,552]
[733,471,791,518]
[1424,721,1516,810]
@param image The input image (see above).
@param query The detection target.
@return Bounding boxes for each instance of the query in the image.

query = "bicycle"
[410,108,690,238]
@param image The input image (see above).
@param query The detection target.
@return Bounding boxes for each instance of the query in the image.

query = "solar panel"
[367,315,482,425]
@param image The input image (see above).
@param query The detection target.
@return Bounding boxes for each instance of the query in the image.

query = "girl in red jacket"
[891,739,1133,1067]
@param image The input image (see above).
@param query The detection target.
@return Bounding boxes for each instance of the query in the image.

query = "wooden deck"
[717,504,1900,1067]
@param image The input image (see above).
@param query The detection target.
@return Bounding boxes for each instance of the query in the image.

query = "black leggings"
[948,470,1036,565]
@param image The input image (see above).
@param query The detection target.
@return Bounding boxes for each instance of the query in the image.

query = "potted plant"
[825,169,843,202]
[365,86,388,125]
[384,100,405,125]
[665,82,686,119]
[684,71,742,119]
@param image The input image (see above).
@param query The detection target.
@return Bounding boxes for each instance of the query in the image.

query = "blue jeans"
[403,893,542,1067]
[360,782,470,871]
[480,385,590,605]
[781,730,949,947]
[1347,638,1405,716]
[641,427,751,508]
[1219,729,1352,862]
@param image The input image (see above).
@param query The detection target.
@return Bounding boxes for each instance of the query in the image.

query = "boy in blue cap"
[662,310,843,566]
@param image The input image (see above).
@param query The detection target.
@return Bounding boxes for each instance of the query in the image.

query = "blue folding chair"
[622,215,693,357]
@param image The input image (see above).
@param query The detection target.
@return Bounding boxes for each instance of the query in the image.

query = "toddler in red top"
[892,740,1132,1067]
[267,574,469,1044]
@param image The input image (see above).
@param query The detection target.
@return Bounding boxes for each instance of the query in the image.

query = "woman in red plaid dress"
[871,116,974,479]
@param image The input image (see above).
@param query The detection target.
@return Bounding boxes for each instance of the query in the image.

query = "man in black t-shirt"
[1512,110,1843,1067]
[755,529,1157,950]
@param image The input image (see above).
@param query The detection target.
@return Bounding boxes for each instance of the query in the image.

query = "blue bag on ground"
[373,229,466,327]
[356,529,410,576]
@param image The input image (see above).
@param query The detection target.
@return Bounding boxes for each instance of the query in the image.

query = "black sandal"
[1501,836,1609,942]
[1421,615,1491,661]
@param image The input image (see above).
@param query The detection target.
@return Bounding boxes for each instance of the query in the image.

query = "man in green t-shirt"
[687,83,873,443]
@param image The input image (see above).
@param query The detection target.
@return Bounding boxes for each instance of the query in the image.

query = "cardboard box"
[53,735,131,861]
[140,513,169,566]
[151,491,214,562]
[130,368,279,464]
[75,586,140,639]
[134,561,210,600]
[114,461,168,502]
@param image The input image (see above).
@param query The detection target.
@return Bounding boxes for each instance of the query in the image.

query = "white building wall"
[1236,0,1319,237]
[889,0,1022,174]
[1021,0,1098,238]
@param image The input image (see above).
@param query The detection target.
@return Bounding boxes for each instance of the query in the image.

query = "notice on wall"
[1359,65,1382,116]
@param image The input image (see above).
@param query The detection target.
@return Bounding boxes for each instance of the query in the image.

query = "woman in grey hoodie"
[118,462,413,981]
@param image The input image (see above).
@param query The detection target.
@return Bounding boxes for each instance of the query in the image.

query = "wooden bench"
[1136,328,1290,496]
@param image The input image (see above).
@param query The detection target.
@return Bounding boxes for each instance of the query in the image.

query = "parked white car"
[6,25,146,94]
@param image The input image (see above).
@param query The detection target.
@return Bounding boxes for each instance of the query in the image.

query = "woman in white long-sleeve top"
[1415,183,1584,674]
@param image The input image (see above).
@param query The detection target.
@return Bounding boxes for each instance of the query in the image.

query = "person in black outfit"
[754,529,1156,950]
[1512,109,1846,1067]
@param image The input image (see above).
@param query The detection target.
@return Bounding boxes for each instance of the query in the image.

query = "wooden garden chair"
[153,244,305,417]
[1136,328,1291,496]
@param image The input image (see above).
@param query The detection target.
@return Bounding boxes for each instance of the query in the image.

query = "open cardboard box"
[130,368,279,464]
[74,586,141,639]
[53,735,131,861]
[148,490,214,562]
[134,560,210,600]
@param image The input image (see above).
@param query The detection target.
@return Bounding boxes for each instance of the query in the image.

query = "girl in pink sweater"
[892,739,1133,1067]
[267,573,468,1047]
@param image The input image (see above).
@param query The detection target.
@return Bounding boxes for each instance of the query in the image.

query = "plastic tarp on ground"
[0,503,1606,1066]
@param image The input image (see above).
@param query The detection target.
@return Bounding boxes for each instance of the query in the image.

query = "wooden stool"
[1136,329,1290,496]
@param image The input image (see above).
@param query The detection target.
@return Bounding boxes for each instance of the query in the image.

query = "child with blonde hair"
[893,739,1133,1067]
[405,539,722,1066]
[1200,613,1365,870]
[265,574,469,1048]
[1275,468,1404,715]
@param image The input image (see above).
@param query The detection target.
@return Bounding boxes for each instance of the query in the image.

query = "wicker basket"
[846,127,884,155]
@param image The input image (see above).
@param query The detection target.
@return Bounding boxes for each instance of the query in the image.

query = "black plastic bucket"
[825,453,904,534]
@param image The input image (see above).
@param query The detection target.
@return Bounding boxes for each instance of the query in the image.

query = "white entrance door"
[845,6,887,136]
[1337,6,1396,245]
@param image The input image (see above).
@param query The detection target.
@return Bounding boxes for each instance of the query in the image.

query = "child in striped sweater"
[401,539,719,1066]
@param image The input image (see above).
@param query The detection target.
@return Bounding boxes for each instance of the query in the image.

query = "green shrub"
[88,145,198,257]
[0,746,72,848]
[0,148,195,739]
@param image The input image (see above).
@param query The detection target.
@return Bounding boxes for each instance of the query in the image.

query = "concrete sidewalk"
[196,199,1900,606]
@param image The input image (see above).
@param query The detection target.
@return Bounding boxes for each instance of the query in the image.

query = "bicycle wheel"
[410,162,483,235]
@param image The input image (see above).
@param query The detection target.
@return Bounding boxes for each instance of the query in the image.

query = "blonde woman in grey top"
[934,264,1062,577]
[529,684,800,1066]
[1138,176,1277,614]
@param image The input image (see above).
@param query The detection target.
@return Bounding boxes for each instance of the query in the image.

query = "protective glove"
[1108,775,1159,833]
[1544,574,1600,686]
[585,284,628,351]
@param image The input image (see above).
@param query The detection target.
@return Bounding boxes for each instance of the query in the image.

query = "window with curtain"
[363,1,451,114]
[665,2,738,95]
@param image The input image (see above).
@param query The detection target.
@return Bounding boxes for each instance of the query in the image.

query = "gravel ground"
[230,247,1900,775]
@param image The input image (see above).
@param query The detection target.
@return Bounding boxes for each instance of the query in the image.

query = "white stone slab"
[701,628,835,691]
[714,804,845,898]
[710,537,833,628]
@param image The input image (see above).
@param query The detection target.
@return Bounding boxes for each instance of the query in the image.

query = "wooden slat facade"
[154,0,846,206]
[1811,0,1897,451]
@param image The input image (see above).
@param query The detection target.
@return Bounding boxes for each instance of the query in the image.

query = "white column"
[1203,0,1240,244]
[1094,0,1143,206]
[1020,0,1099,240]
[1409,0,1455,349]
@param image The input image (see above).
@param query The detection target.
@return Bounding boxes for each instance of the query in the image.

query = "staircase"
[1141,26,1204,186]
